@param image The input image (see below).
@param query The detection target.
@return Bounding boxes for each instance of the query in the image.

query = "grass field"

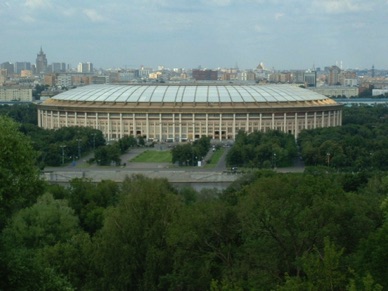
[204,148,225,168]
[130,150,172,163]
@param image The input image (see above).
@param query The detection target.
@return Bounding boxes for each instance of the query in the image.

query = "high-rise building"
[292,70,305,83]
[36,47,48,74]
[328,66,341,85]
[77,62,93,73]
[304,71,317,87]
[339,70,357,85]
[0,69,7,85]
[14,62,31,75]
[44,74,56,86]
[1,62,14,75]
[51,62,66,73]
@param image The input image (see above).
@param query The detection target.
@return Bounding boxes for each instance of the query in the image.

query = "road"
[43,145,304,184]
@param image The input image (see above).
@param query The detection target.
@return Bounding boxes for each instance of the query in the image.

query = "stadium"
[37,84,343,141]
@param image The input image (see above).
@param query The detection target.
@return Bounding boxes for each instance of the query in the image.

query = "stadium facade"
[37,84,343,141]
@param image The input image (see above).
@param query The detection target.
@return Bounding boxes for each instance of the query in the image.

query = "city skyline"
[1,0,387,70]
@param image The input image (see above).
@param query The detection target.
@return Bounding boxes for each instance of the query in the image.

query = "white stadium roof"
[52,84,329,104]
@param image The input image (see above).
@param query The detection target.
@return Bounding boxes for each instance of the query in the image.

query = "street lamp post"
[60,145,66,165]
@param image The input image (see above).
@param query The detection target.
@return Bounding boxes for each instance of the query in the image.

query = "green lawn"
[204,148,225,168]
[130,150,172,163]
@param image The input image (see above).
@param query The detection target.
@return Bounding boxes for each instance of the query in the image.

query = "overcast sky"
[1,0,387,70]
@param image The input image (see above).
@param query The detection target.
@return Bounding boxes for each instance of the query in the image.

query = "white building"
[77,62,93,73]
[372,89,388,96]
[0,87,33,102]
[344,79,358,87]
[309,86,359,98]
[57,75,72,88]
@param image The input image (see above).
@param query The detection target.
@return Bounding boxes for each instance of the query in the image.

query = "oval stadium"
[37,84,343,142]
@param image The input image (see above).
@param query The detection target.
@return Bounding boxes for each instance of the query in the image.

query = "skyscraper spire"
[36,47,48,75]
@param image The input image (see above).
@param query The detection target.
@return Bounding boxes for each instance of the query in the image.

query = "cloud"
[20,14,36,23]
[24,0,51,9]
[351,22,366,29]
[83,9,105,23]
[205,0,232,6]
[312,0,371,14]
[254,24,265,32]
[275,12,284,20]
[61,8,77,17]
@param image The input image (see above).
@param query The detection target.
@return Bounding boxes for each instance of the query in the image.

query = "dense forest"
[0,105,388,290]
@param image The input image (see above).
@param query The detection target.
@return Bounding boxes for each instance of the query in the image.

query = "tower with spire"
[36,47,48,75]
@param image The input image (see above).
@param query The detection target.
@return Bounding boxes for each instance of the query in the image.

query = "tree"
[276,238,347,290]
[352,197,388,288]
[0,103,38,124]
[226,130,297,168]
[117,135,137,153]
[2,193,80,249]
[192,135,211,158]
[66,178,120,234]
[1,193,80,290]
[0,116,44,229]
[235,173,382,289]
[92,175,181,290]
[41,232,95,290]
[166,199,241,290]
[94,144,121,165]
[172,143,194,166]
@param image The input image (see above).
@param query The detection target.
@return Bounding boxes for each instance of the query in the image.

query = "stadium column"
[58,110,60,128]
[245,114,249,132]
[259,113,262,131]
[65,112,68,127]
[219,114,222,141]
[328,111,331,126]
[84,112,87,129]
[132,114,136,137]
[173,114,175,141]
[75,112,78,127]
[314,112,317,128]
[107,113,111,141]
[179,113,182,142]
[321,111,325,127]
[206,114,209,139]
[95,113,98,130]
[120,113,124,139]
[193,113,195,141]
[159,113,163,142]
[232,113,236,140]
[294,112,298,139]
[50,111,54,129]
[199,116,202,138]
[283,113,287,133]
[145,113,149,141]
[45,110,48,128]
[38,109,42,127]
[305,112,308,129]
[272,113,275,130]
